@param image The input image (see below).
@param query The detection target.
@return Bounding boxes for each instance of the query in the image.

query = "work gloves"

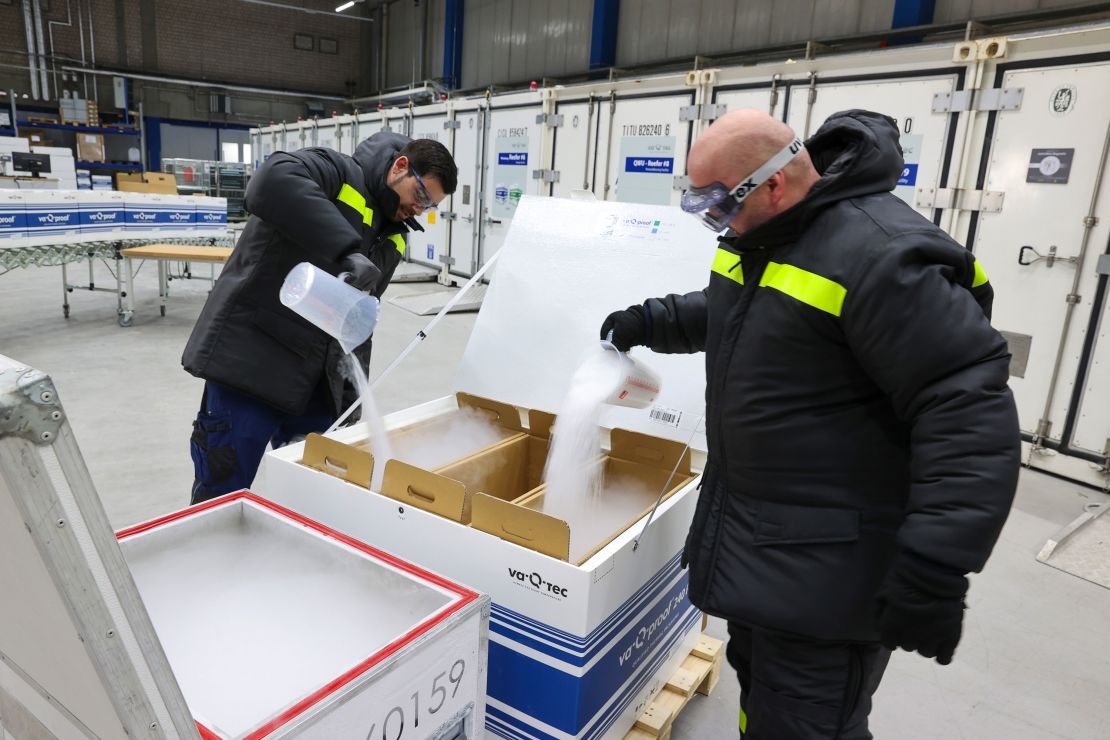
[876,551,968,665]
[340,252,382,294]
[600,305,648,352]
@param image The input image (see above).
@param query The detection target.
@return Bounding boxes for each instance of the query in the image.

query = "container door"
[478,105,545,272]
[597,92,693,206]
[408,113,454,270]
[786,73,960,221]
[315,121,337,150]
[972,60,1110,450]
[449,108,485,279]
[551,98,602,199]
[713,87,780,120]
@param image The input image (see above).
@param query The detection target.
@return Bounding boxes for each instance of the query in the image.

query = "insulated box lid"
[454,196,717,450]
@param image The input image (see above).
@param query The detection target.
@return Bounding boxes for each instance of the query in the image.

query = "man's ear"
[392,155,409,174]
[765,171,786,207]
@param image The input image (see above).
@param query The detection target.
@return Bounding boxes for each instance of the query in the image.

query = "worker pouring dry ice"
[600,109,1020,739]
[182,133,457,504]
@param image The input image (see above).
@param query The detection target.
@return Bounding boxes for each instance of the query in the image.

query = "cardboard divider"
[470,428,695,564]
[471,493,571,561]
[381,429,551,524]
[382,460,470,521]
[301,433,375,488]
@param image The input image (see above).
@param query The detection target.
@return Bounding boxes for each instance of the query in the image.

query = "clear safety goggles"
[681,137,805,231]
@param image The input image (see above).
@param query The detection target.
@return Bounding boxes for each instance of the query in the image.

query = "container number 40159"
[364,659,466,740]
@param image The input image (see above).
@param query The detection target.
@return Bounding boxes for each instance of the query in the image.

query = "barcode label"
[649,406,682,428]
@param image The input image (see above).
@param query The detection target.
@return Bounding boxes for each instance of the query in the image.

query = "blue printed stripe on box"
[486,606,701,739]
[80,206,126,230]
[25,206,81,234]
[0,208,27,235]
[483,552,698,738]
[196,209,228,226]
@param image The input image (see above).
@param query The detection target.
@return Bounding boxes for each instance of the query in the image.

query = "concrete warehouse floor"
[3,259,1110,739]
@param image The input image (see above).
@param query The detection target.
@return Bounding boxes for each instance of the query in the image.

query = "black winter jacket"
[182,133,422,417]
[648,111,1020,642]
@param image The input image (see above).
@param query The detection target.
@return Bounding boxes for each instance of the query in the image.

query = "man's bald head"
[687,108,819,234]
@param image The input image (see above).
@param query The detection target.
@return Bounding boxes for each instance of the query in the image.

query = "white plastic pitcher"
[279,262,380,353]
[600,338,662,409]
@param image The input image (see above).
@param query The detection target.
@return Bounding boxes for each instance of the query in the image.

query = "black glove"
[876,551,968,665]
[339,252,382,293]
[600,305,648,352]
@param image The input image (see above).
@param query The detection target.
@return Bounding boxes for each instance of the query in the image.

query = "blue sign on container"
[625,157,674,174]
[498,152,528,166]
[897,163,918,186]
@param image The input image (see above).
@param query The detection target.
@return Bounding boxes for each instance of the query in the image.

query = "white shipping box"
[117,492,489,739]
[0,136,30,152]
[257,197,718,739]
[23,190,81,237]
[193,194,229,231]
[124,192,193,235]
[0,191,26,240]
[77,191,126,233]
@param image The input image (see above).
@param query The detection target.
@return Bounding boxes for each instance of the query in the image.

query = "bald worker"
[600,109,1019,739]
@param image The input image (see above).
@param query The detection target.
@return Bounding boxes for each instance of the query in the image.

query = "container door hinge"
[916,187,1004,212]
[673,175,690,191]
[679,104,727,122]
[438,255,456,266]
[531,169,560,183]
[535,113,564,127]
[933,87,1023,113]
[439,211,458,222]
[443,120,461,129]
[1096,254,1110,276]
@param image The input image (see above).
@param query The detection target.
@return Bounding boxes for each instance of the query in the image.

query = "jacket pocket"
[753,501,860,546]
[250,306,321,359]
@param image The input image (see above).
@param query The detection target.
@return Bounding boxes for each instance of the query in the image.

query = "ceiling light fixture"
[335,0,357,12]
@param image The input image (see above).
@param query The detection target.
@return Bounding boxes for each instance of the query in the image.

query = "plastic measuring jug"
[279,262,380,353]
[600,336,662,409]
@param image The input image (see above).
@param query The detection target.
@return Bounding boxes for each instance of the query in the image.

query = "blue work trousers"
[189,380,334,504]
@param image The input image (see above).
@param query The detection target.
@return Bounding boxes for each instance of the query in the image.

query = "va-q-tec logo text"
[508,567,569,598]
[38,213,73,224]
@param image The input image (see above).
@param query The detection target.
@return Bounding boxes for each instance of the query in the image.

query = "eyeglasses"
[410,168,436,211]
[681,137,804,231]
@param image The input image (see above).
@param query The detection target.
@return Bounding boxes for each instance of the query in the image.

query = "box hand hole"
[406,485,436,504]
[323,456,348,475]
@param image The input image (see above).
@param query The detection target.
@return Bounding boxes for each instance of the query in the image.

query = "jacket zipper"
[698,250,770,600]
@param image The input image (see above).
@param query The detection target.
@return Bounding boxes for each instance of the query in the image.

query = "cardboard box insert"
[471,427,694,564]
[379,409,556,524]
[300,393,528,502]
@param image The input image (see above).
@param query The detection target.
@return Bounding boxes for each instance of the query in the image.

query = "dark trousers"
[189,380,335,505]
[726,622,891,740]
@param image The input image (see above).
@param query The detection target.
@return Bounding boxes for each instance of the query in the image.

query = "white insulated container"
[116,492,489,739]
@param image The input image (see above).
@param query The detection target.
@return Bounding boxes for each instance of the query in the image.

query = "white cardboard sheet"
[454,196,717,450]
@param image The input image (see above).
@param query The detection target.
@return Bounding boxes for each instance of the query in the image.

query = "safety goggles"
[681,137,805,231]
[410,168,436,211]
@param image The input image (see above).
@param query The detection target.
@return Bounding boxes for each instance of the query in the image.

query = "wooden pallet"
[623,634,724,739]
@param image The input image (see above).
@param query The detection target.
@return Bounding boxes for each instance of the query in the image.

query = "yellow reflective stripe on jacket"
[972,259,988,288]
[711,248,744,285]
[759,261,847,317]
[336,183,374,227]
[388,233,406,255]
[739,705,748,734]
